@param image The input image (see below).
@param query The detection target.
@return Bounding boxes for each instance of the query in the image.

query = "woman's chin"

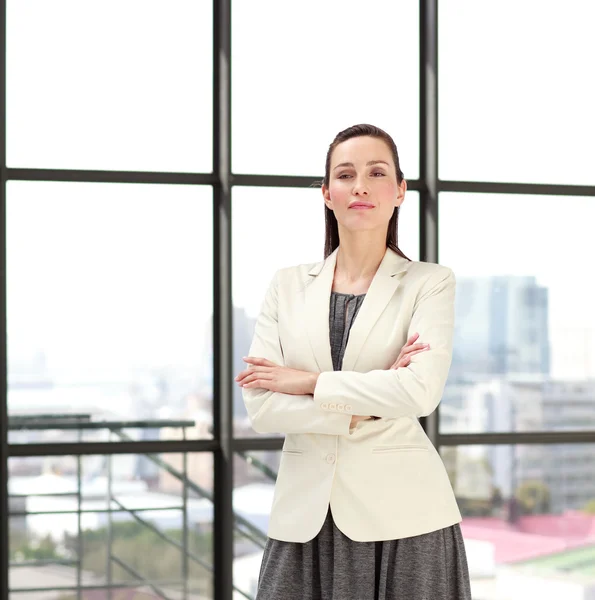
[340,222,387,235]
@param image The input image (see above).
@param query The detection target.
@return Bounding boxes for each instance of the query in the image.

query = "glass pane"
[7,182,213,444]
[232,187,419,435]
[233,450,279,598]
[232,0,419,178]
[439,1,595,185]
[9,453,214,598]
[6,0,213,172]
[440,193,595,433]
[444,444,595,599]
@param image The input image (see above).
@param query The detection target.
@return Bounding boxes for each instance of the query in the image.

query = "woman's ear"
[395,178,407,208]
[322,184,332,209]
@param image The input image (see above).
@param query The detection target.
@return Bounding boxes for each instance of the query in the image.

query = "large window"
[438,0,595,185]
[439,193,595,434]
[444,444,595,599]
[6,0,213,172]
[231,1,420,179]
[9,452,214,598]
[2,2,594,600]
[6,182,214,444]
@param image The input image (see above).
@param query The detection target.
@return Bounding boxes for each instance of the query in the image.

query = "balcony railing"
[8,415,277,600]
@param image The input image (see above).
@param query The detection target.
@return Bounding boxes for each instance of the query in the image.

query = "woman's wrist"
[307,371,320,395]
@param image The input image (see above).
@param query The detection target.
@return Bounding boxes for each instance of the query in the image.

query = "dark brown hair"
[321,123,410,261]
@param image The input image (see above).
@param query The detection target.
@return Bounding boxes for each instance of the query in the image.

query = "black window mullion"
[212,0,234,599]
[419,0,440,445]
[1,0,8,597]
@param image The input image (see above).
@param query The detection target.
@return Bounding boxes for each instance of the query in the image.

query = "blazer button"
[337,403,345,411]
[326,454,336,464]
[345,404,353,412]
[321,402,329,409]
[329,403,337,410]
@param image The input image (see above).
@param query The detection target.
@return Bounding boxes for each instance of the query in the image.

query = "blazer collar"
[305,246,411,373]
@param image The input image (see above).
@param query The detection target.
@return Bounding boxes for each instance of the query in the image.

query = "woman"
[235,124,471,599]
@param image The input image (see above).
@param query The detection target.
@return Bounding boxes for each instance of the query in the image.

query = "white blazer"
[242,246,462,543]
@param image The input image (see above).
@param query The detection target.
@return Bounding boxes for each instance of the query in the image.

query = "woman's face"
[322,135,406,235]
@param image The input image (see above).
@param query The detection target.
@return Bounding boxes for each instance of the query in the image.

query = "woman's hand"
[238,335,429,424]
[350,333,430,427]
[237,358,367,429]
[350,415,373,428]
[235,357,319,396]
[389,332,430,369]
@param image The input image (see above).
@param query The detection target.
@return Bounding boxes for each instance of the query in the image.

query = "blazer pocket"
[372,444,429,453]
[282,449,304,456]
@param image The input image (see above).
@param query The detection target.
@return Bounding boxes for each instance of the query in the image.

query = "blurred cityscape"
[7,274,595,599]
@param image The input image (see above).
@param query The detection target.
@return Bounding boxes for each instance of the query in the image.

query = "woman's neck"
[335,242,387,283]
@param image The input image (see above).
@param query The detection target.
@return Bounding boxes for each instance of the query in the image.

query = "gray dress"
[256,292,472,600]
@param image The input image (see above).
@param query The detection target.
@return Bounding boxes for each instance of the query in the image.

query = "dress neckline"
[331,291,366,298]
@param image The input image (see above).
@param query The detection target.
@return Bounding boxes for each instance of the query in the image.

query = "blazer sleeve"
[242,269,352,435]
[312,267,456,420]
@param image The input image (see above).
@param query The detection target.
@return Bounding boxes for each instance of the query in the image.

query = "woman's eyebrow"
[333,160,389,170]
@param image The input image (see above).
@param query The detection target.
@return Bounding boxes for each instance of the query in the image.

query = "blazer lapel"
[305,246,411,373]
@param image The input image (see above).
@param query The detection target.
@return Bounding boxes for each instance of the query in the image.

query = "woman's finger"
[402,343,430,355]
[242,378,273,389]
[237,367,273,382]
[243,356,277,367]
[236,365,274,381]
[395,336,425,360]
[235,367,255,382]
[397,348,428,365]
[391,347,429,369]
[397,344,427,360]
[240,372,273,386]
[393,358,410,369]
[405,332,420,346]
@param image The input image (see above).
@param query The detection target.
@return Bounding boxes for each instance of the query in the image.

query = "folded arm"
[242,270,352,435]
[313,268,456,420]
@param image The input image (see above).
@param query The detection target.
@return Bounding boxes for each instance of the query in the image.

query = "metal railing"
[7,416,276,600]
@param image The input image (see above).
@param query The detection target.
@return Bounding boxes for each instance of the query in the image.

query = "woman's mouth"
[349,202,375,210]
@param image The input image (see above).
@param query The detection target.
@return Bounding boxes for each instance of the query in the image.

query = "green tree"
[10,530,61,561]
[515,480,551,514]
[63,521,213,597]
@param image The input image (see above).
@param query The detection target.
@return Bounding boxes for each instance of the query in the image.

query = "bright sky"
[5,0,595,400]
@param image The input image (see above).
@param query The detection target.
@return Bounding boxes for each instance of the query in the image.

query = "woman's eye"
[338,171,385,179]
